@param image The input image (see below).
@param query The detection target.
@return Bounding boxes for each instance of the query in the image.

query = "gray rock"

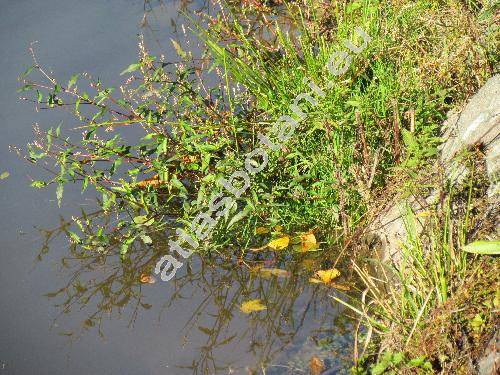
[364,196,426,268]
[440,74,500,193]
[477,329,498,375]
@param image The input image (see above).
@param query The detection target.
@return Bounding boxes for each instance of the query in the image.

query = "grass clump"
[19,0,497,258]
[347,158,499,374]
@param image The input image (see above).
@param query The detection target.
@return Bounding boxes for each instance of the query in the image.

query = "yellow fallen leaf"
[240,299,267,314]
[259,268,290,278]
[140,273,156,284]
[300,232,318,252]
[256,226,270,234]
[274,225,283,232]
[267,235,290,250]
[315,268,340,283]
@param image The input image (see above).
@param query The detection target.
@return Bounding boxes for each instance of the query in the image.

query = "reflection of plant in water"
[37,209,169,335]
[176,260,325,373]
[38,213,354,374]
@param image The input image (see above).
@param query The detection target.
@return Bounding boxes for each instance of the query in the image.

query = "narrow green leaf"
[68,74,79,89]
[17,84,34,92]
[20,65,35,78]
[68,231,81,244]
[463,240,500,255]
[81,176,89,193]
[120,63,141,75]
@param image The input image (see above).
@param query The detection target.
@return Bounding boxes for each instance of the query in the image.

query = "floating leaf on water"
[258,268,290,278]
[300,232,319,252]
[250,235,290,252]
[240,299,267,314]
[310,268,341,284]
[256,226,270,234]
[0,171,9,180]
[463,240,500,255]
[140,273,156,284]
[267,235,290,250]
[310,356,326,375]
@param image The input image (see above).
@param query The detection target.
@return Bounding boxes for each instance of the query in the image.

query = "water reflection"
[37,213,355,374]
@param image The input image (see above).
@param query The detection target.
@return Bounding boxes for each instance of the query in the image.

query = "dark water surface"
[0,1,354,374]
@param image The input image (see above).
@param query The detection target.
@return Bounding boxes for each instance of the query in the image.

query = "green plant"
[463,240,500,255]
[353,351,433,374]
[19,0,496,259]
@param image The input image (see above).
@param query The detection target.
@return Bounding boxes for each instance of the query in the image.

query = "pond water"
[0,1,355,374]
